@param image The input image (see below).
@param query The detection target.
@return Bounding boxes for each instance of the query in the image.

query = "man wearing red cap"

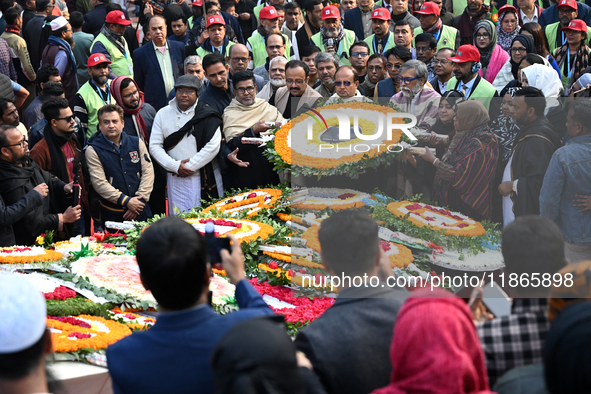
[414,1,460,50]
[90,10,134,80]
[188,0,203,30]
[74,53,115,137]
[247,5,291,68]
[445,44,498,110]
[311,5,357,66]
[364,8,396,55]
[344,0,376,40]
[554,18,591,87]
[545,0,591,53]
[197,15,235,57]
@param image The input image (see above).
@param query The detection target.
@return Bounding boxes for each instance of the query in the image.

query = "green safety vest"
[413,24,458,50]
[196,41,234,58]
[188,15,195,30]
[364,32,396,55]
[311,29,356,65]
[78,81,115,138]
[446,76,497,110]
[247,33,291,68]
[254,4,264,24]
[556,45,591,87]
[90,33,134,78]
[546,21,591,55]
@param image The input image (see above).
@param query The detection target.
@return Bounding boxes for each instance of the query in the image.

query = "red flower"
[44,286,76,300]
[93,232,106,241]
[68,332,92,339]
[379,240,391,252]
[247,192,257,198]
[298,268,307,274]
[48,316,91,328]
[268,262,279,269]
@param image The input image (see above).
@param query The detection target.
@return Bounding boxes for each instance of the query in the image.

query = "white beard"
[401,83,421,99]
[270,78,286,87]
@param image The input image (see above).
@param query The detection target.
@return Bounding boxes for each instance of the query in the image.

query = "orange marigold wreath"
[201,189,282,218]
[47,315,131,352]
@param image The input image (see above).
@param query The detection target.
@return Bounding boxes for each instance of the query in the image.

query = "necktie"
[461,84,467,97]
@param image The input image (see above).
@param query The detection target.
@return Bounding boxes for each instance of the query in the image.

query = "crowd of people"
[0,0,591,391]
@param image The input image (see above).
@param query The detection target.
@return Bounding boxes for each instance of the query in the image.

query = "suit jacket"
[539,1,591,28]
[295,285,408,394]
[343,7,366,41]
[133,40,186,111]
[107,279,273,394]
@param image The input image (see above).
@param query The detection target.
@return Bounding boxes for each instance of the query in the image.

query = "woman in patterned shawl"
[421,100,499,220]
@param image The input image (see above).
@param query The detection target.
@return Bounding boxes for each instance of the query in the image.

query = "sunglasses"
[335,80,353,86]
[56,115,75,122]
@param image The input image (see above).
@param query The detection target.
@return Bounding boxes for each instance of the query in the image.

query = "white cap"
[0,273,47,354]
[50,16,68,31]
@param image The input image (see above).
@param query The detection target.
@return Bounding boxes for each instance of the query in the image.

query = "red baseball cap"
[414,2,440,16]
[322,5,340,20]
[497,4,518,15]
[206,14,225,28]
[562,18,587,32]
[191,0,202,5]
[105,10,132,25]
[447,45,480,63]
[259,5,279,19]
[557,0,577,10]
[88,53,112,67]
[371,7,391,20]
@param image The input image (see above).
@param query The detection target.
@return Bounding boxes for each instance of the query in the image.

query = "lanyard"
[373,33,392,55]
[562,31,567,46]
[567,48,573,80]
[90,80,110,104]
[433,27,442,42]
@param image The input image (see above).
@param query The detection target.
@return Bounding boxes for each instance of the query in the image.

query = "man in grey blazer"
[295,210,409,394]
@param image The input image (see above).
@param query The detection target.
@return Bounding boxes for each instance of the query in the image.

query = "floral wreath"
[0,246,62,264]
[293,188,370,210]
[387,201,486,237]
[201,189,282,218]
[183,218,274,244]
[110,308,156,331]
[302,226,413,268]
[272,102,404,169]
[47,315,132,352]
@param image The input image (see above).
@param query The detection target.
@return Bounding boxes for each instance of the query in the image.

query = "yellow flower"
[36,236,45,245]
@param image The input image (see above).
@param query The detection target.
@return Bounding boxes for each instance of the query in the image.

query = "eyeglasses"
[286,79,305,85]
[177,88,196,95]
[56,115,75,122]
[387,63,402,69]
[433,59,451,65]
[475,33,490,39]
[510,47,527,54]
[351,52,369,57]
[267,45,284,51]
[2,137,27,148]
[122,89,139,99]
[368,66,383,71]
[231,57,249,63]
[335,80,352,86]
[416,46,433,53]
[396,76,418,84]
[235,86,255,94]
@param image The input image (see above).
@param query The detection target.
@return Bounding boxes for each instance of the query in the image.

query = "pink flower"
[268,262,279,269]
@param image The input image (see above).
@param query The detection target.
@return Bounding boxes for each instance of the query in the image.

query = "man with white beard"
[391,59,440,131]
[257,56,287,101]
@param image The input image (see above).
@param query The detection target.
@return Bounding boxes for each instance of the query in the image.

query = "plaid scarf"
[555,42,590,86]
[100,24,127,56]
[320,24,345,53]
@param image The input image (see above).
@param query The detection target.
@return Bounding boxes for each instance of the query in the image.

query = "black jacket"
[295,285,408,394]
[0,191,43,247]
[0,158,67,246]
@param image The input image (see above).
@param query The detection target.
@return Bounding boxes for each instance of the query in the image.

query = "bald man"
[326,66,364,103]
[227,44,265,90]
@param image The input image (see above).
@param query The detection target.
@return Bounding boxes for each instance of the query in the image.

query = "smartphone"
[482,281,512,318]
[203,222,231,268]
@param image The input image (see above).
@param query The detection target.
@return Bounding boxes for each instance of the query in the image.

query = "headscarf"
[212,316,306,394]
[111,76,149,145]
[496,8,520,52]
[455,100,490,132]
[371,288,495,394]
[510,34,536,79]
[576,72,591,89]
[521,63,563,97]
[548,260,591,322]
[543,301,591,394]
[441,89,465,107]
[555,31,590,87]
[474,20,497,68]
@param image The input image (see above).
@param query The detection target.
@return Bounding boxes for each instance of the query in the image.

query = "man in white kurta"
[149,75,223,213]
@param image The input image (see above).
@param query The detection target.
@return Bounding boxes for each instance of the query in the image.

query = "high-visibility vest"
[413,24,459,51]
[91,33,134,77]
[196,41,234,58]
[248,32,291,68]
[546,21,591,54]
[77,81,115,138]
[447,76,497,110]
[311,29,356,66]
[364,32,396,55]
